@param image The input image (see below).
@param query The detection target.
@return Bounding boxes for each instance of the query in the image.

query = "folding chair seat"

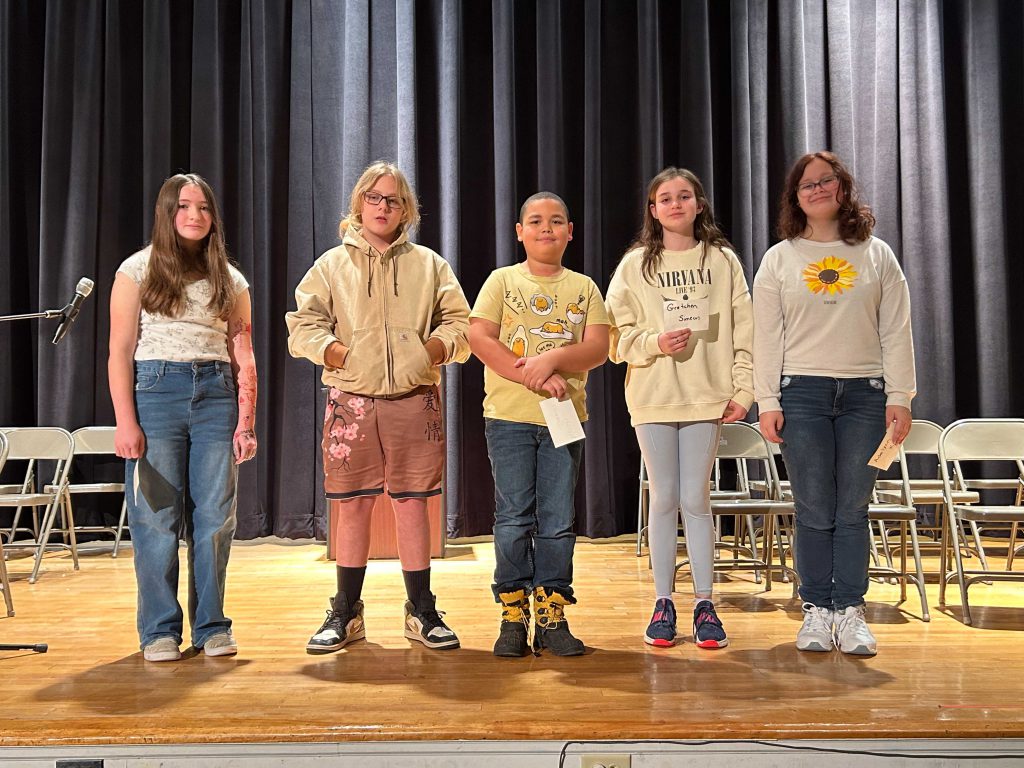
[0,427,78,583]
[676,422,798,595]
[0,433,14,616]
[45,427,128,557]
[938,419,1024,626]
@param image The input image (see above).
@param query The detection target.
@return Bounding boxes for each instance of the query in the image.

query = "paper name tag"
[663,297,709,332]
[539,397,586,448]
[868,422,900,470]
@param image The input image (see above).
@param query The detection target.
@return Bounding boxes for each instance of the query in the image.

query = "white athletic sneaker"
[834,604,877,656]
[143,637,181,662]
[202,631,239,657]
[796,602,834,652]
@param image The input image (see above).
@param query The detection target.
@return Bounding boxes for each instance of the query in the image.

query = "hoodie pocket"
[333,328,382,387]
[390,327,433,392]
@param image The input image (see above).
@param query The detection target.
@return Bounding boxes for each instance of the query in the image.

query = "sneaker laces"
[317,608,346,635]
[836,605,867,635]
[802,603,831,634]
[649,599,676,629]
[694,602,722,632]
[416,605,452,635]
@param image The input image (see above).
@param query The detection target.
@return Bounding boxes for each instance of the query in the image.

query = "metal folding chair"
[0,433,15,615]
[46,427,128,557]
[676,422,798,595]
[874,420,983,565]
[938,419,1024,626]
[0,427,78,583]
[866,444,930,621]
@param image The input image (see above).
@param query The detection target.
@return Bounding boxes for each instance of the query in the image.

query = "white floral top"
[118,246,249,362]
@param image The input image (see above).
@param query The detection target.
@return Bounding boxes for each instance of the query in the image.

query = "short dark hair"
[519,191,569,222]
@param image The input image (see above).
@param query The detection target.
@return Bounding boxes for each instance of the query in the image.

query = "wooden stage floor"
[1,539,1023,748]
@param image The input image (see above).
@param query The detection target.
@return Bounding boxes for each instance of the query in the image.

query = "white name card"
[663,297,709,332]
[539,397,586,448]
[868,422,899,470]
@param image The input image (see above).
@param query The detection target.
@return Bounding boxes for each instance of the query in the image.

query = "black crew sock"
[402,567,431,607]
[336,565,367,605]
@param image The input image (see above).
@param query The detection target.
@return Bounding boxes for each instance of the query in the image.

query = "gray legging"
[636,420,721,599]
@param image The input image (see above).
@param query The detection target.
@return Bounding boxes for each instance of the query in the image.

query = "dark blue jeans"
[779,375,886,610]
[484,418,583,602]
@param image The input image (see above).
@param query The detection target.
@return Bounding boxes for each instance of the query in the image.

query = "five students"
[110,153,914,660]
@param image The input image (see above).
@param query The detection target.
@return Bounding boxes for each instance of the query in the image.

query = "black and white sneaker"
[306,592,365,654]
[404,591,460,650]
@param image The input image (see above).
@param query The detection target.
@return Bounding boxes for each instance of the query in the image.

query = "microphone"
[51,277,95,345]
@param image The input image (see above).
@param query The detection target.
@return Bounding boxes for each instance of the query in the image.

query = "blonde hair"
[338,161,421,239]
[142,173,235,319]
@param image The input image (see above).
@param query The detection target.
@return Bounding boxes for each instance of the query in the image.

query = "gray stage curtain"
[1,0,1021,540]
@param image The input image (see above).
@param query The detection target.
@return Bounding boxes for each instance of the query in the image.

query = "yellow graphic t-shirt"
[470,263,609,425]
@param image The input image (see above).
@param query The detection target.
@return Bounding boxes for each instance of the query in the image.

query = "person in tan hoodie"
[606,167,753,650]
[286,161,470,655]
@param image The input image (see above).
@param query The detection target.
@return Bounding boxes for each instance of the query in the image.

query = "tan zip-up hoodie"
[285,225,471,397]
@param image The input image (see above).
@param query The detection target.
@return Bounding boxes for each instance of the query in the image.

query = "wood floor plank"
[0,539,1022,746]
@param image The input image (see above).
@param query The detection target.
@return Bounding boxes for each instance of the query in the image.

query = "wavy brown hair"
[778,151,876,243]
[142,173,235,319]
[338,161,421,239]
[628,167,734,284]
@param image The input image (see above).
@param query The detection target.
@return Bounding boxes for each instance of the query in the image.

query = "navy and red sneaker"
[643,598,677,647]
[692,600,728,649]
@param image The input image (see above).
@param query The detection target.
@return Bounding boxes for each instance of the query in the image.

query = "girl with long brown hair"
[109,173,257,662]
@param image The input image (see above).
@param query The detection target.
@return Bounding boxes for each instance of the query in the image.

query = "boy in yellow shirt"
[468,192,609,657]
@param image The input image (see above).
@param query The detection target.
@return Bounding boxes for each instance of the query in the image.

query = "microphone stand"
[0,306,73,656]
[0,307,68,323]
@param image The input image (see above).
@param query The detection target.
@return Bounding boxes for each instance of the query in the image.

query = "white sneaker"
[202,631,238,657]
[796,602,834,652]
[834,604,877,656]
[143,637,181,662]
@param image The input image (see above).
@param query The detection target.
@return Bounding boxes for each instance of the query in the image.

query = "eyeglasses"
[797,175,840,196]
[363,191,404,210]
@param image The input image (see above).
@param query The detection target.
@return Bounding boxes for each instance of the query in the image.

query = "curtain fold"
[2,0,1021,539]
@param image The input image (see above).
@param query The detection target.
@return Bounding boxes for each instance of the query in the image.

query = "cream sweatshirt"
[606,244,754,426]
[752,236,916,412]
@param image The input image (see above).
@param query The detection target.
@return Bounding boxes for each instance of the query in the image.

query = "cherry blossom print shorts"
[322,384,445,500]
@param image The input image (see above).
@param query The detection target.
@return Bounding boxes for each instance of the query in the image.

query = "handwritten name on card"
[663,297,709,332]
[868,422,900,470]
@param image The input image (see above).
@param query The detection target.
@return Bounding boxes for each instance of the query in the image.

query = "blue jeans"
[779,375,886,610]
[125,360,238,649]
[484,418,583,601]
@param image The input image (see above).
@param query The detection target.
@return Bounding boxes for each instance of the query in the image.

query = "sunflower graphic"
[803,256,857,295]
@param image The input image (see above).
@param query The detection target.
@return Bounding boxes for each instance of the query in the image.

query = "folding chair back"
[938,419,1024,625]
[0,427,77,583]
[54,427,128,557]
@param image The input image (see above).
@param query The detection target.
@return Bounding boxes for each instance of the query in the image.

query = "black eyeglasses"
[797,175,839,196]
[363,191,404,210]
